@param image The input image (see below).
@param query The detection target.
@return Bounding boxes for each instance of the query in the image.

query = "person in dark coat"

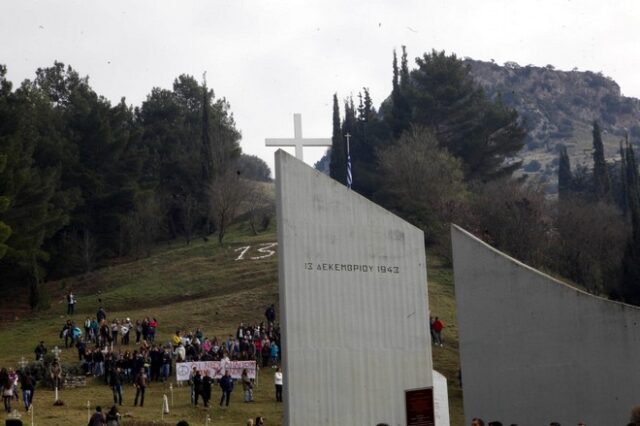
[192,370,202,406]
[219,370,234,407]
[133,370,147,407]
[201,371,213,407]
[110,367,122,405]
[88,405,106,426]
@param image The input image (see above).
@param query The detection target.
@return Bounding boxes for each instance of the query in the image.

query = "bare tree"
[552,200,626,295]
[470,179,551,267]
[245,184,274,235]
[208,170,252,245]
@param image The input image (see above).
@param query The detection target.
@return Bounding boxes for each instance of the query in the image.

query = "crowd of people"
[33,300,285,412]
[0,297,284,425]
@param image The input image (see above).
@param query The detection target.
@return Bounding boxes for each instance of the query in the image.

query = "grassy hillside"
[0,223,462,425]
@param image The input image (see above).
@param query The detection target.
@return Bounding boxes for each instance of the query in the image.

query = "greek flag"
[346,152,352,189]
[345,133,353,189]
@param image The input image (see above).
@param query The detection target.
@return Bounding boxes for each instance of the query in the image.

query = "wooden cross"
[265,113,331,161]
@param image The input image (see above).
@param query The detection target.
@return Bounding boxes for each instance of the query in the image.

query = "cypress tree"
[387,48,411,138]
[558,145,572,200]
[201,73,214,182]
[621,140,640,303]
[400,45,410,89]
[592,121,611,201]
[620,141,628,215]
[329,94,346,184]
[0,154,11,260]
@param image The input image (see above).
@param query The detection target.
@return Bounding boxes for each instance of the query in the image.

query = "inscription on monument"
[303,262,400,274]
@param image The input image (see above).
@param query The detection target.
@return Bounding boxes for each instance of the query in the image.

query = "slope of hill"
[0,224,462,425]
[466,59,640,191]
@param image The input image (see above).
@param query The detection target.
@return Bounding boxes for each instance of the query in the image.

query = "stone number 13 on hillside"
[234,243,278,261]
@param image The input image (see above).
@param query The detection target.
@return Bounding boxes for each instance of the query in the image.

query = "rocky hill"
[316,59,640,193]
[465,59,640,192]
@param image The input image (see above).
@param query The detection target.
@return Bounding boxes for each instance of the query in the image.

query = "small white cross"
[18,357,28,369]
[52,346,62,359]
[265,113,331,161]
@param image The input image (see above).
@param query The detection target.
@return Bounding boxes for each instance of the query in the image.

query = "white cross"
[19,357,28,370]
[52,346,62,359]
[265,113,331,161]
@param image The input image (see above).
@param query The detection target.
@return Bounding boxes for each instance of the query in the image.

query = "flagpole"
[345,133,352,189]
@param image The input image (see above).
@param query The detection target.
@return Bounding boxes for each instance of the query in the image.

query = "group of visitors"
[21,299,282,418]
[45,300,283,406]
[170,320,281,366]
[0,368,35,413]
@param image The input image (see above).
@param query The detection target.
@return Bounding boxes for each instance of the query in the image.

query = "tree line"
[0,63,272,307]
[328,48,640,303]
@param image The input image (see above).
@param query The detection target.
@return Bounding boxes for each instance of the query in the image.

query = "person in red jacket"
[433,317,444,347]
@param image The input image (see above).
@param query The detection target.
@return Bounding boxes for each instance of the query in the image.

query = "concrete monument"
[275,150,433,425]
[452,224,640,425]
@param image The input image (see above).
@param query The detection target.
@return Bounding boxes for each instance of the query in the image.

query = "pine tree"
[592,121,611,202]
[558,145,572,200]
[408,50,525,180]
[329,94,346,184]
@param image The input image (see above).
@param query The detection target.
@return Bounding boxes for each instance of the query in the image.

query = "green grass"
[0,223,463,425]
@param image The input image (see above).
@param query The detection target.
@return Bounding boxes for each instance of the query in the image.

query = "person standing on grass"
[241,368,253,402]
[67,292,76,315]
[274,366,283,402]
[133,369,147,407]
[265,304,276,324]
[1,368,12,413]
[192,370,202,406]
[219,370,234,407]
[433,317,444,347]
[201,370,213,407]
[20,371,34,410]
[110,367,123,406]
[34,341,47,361]
[270,341,279,367]
[111,320,119,347]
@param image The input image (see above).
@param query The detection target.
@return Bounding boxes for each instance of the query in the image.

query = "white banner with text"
[175,361,257,381]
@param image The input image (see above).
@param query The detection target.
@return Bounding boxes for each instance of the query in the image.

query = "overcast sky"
[2,0,639,173]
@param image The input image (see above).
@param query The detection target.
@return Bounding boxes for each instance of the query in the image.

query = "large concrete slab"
[452,224,640,425]
[275,150,433,426]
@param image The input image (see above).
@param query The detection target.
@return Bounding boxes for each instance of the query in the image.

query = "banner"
[175,361,257,381]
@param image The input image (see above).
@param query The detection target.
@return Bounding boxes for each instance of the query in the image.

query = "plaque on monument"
[405,387,435,426]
